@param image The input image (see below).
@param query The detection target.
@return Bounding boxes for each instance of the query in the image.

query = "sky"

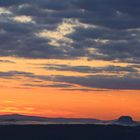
[0,0,140,120]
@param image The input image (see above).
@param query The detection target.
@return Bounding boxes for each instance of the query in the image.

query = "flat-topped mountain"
[115,116,137,126]
[118,116,134,123]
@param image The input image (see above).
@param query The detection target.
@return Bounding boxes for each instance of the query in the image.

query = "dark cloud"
[0,0,140,61]
[23,83,74,88]
[74,0,140,29]
[61,88,110,92]
[0,71,50,81]
[42,64,138,74]
[94,40,140,62]
[0,70,140,90]
[53,74,140,90]
[0,71,35,79]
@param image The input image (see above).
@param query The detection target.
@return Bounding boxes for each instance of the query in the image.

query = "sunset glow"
[0,0,140,121]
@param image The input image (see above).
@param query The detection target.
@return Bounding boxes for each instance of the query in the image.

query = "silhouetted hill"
[0,114,139,126]
[118,116,134,122]
[115,116,137,126]
[0,114,101,124]
[0,114,48,121]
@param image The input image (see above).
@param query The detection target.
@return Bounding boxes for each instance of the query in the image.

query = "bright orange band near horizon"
[0,57,140,121]
[0,88,140,121]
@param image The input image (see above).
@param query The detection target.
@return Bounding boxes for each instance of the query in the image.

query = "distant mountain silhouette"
[0,114,139,126]
[0,114,100,124]
[0,114,48,121]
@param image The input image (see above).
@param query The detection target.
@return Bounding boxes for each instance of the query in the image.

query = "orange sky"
[0,57,140,121]
[0,87,140,120]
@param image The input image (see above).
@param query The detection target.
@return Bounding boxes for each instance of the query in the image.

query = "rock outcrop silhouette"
[115,116,137,125]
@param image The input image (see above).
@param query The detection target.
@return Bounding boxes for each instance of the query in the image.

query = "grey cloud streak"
[52,74,140,90]
[42,64,138,74]
[0,70,140,90]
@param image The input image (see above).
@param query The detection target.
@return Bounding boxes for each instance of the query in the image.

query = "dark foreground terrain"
[0,124,140,140]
